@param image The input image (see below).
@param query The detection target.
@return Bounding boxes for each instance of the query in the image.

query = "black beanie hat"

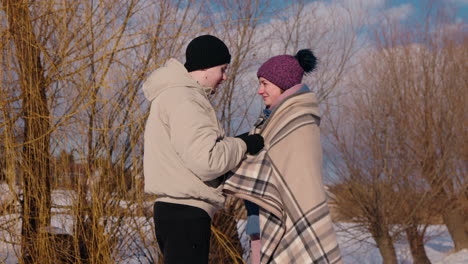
[184,35,231,72]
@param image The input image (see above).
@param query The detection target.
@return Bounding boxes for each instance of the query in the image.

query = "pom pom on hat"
[295,49,317,73]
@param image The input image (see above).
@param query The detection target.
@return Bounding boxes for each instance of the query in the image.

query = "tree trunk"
[370,223,398,264]
[421,139,467,251]
[443,206,468,251]
[2,0,52,263]
[405,224,431,264]
[428,173,467,251]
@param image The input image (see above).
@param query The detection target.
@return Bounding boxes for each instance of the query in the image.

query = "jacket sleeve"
[168,96,247,181]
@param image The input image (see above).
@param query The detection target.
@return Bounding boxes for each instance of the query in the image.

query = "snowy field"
[334,224,467,264]
[1,186,467,263]
[239,221,468,264]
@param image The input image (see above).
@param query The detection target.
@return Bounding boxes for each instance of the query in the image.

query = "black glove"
[235,132,249,140]
[237,133,264,155]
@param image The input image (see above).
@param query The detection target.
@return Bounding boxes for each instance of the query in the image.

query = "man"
[142,35,264,264]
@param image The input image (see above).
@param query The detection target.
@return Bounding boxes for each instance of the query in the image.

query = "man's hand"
[236,133,264,155]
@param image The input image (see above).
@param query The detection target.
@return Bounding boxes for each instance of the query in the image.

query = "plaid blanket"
[224,93,342,264]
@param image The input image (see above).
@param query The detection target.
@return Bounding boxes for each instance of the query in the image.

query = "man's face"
[202,64,228,93]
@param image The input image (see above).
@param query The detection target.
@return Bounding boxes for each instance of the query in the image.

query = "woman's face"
[258,77,283,107]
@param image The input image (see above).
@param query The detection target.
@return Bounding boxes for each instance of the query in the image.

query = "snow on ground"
[236,220,466,264]
[435,249,468,264]
[2,215,467,263]
[1,187,467,263]
[335,223,457,264]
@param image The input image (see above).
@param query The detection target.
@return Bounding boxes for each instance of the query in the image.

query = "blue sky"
[292,0,468,26]
[375,0,467,23]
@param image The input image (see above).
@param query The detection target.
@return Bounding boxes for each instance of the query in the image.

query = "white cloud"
[451,0,468,5]
[383,3,413,22]
[336,0,385,10]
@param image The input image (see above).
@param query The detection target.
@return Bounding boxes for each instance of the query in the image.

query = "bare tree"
[327,3,467,263]
[1,0,218,263]
[369,4,468,252]
[2,1,53,263]
[326,80,401,264]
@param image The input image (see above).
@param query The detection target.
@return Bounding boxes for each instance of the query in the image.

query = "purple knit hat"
[257,49,317,90]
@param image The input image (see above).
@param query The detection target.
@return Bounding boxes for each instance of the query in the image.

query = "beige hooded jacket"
[143,58,247,217]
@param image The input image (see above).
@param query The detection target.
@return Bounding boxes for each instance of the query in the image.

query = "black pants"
[153,201,211,264]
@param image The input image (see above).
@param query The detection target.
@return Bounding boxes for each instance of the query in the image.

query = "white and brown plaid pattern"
[224,92,342,263]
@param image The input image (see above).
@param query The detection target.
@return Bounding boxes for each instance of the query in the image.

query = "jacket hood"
[142,58,212,102]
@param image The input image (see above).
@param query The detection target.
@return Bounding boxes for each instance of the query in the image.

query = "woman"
[224,50,342,264]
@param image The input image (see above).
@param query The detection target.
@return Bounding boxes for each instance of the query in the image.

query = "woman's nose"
[258,85,264,95]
